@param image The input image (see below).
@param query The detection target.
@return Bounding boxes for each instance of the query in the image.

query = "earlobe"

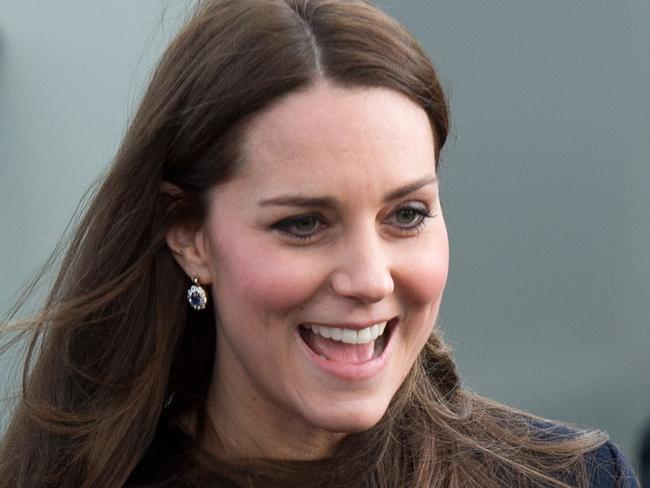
[165,224,212,285]
[161,181,212,284]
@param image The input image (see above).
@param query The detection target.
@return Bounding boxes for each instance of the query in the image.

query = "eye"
[386,203,433,233]
[272,214,326,241]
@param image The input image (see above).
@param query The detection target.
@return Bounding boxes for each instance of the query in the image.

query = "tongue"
[304,332,375,363]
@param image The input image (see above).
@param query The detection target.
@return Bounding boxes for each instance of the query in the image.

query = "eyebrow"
[257,175,438,208]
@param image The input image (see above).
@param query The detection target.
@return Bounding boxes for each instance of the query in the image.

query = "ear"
[162,182,213,285]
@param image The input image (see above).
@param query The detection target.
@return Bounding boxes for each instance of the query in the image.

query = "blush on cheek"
[405,252,449,306]
[213,237,324,313]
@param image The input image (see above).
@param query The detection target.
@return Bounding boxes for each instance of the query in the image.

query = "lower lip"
[296,318,399,382]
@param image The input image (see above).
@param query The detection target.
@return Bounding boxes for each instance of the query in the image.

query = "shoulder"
[585,440,639,488]
[526,418,639,487]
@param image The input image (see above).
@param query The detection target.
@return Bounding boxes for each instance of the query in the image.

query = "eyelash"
[272,204,435,242]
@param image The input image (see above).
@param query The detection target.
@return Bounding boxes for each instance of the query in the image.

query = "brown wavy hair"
[1,1,609,487]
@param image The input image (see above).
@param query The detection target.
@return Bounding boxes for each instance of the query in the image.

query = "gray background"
[1,0,648,471]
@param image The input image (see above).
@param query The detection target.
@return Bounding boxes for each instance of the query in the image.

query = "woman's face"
[196,82,448,457]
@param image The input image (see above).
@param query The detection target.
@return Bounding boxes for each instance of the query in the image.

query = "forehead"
[231,82,437,197]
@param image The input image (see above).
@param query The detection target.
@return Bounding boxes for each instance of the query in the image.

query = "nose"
[330,230,394,303]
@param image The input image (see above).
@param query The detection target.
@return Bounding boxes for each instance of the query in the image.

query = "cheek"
[210,233,325,314]
[396,232,449,306]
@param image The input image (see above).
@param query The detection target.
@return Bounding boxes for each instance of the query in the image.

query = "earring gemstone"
[187,277,207,310]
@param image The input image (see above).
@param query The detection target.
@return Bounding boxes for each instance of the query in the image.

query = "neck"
[202,366,345,461]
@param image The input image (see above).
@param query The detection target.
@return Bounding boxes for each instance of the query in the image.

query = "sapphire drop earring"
[187,276,208,311]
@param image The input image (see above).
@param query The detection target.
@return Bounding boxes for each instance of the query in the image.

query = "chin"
[305,396,391,434]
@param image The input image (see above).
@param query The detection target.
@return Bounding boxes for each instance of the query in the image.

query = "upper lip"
[301,317,396,330]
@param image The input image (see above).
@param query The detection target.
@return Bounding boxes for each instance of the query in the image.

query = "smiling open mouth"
[299,318,396,364]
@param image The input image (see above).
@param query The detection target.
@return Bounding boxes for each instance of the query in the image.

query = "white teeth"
[357,327,371,343]
[371,324,379,338]
[304,321,388,345]
[341,328,356,344]
[330,327,342,341]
